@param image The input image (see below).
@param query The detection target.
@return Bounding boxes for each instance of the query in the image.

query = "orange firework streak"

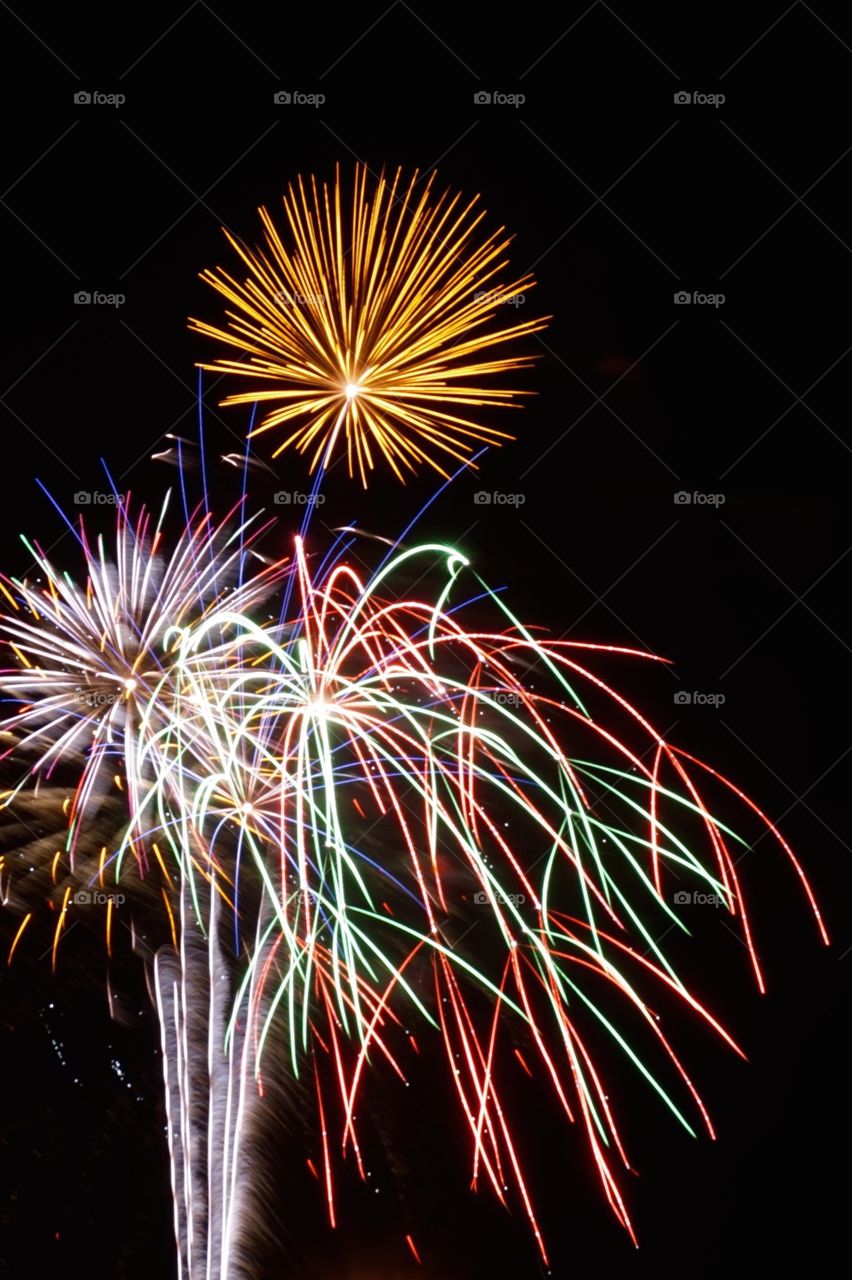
[190,164,550,485]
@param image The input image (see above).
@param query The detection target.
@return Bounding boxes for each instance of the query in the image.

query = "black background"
[0,3,850,1277]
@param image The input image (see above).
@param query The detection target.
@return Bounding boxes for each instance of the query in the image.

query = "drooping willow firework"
[189,164,549,485]
[0,491,827,1273]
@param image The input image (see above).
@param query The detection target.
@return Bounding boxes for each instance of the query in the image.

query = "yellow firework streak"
[190,164,550,485]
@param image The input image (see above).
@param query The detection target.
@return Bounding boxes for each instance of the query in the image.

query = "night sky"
[0,4,850,1278]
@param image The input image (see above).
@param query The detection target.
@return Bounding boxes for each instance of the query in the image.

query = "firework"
[0,494,827,1273]
[0,489,288,962]
[133,529,827,1262]
[189,165,549,484]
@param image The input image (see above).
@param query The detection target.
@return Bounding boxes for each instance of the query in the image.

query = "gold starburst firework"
[190,165,549,485]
